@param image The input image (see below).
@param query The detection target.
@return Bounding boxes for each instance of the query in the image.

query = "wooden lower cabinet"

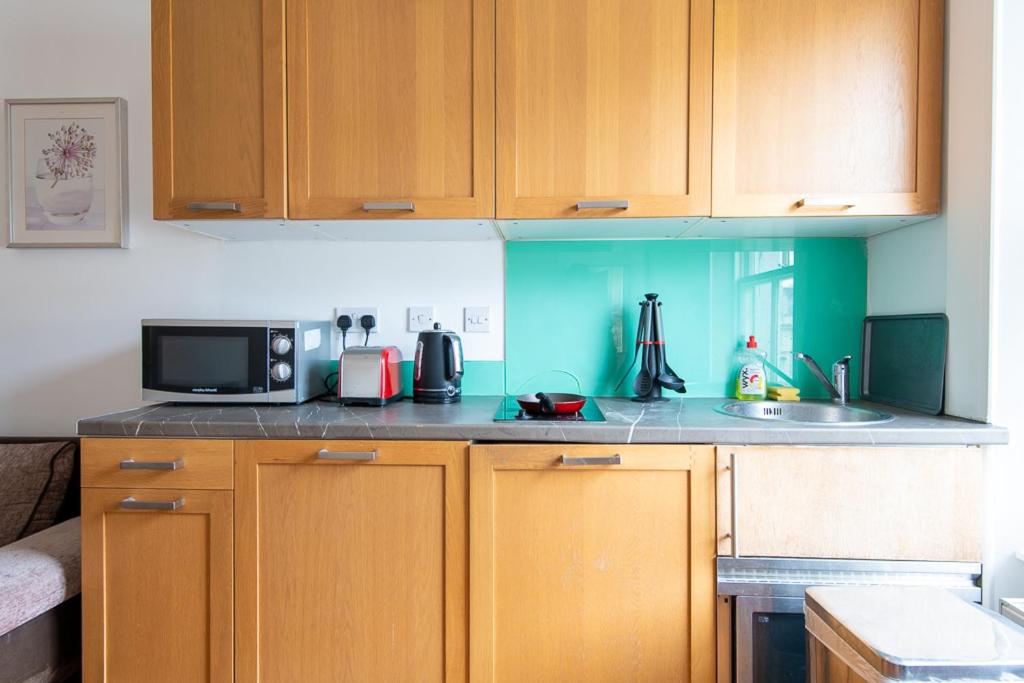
[716,446,984,561]
[81,487,233,682]
[234,440,468,682]
[470,444,717,682]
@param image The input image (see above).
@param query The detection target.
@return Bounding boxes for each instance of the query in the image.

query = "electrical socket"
[407,306,436,332]
[335,306,379,335]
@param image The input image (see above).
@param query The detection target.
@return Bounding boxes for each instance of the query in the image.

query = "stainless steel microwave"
[142,320,331,403]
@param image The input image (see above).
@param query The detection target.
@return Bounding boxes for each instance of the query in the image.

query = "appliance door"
[735,596,806,683]
[142,323,269,401]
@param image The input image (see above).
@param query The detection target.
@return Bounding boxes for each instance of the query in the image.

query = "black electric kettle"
[413,323,464,403]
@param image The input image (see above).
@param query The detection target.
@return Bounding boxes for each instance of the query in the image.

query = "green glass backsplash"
[505,239,867,399]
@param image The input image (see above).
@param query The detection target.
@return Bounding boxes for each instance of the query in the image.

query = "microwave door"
[142,324,269,401]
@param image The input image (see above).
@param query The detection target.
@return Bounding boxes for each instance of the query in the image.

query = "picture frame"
[5,97,128,248]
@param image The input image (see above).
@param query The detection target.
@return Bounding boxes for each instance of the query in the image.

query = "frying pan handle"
[536,392,557,415]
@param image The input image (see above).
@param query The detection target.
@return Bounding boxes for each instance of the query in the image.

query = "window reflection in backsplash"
[737,250,795,383]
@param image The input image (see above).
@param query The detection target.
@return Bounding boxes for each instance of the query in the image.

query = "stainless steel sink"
[715,400,894,425]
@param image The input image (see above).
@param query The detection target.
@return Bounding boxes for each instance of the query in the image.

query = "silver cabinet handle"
[362,201,415,212]
[317,449,378,461]
[796,197,856,209]
[120,496,185,511]
[730,452,739,558]
[576,199,629,210]
[560,454,622,466]
[186,201,242,212]
[119,458,184,471]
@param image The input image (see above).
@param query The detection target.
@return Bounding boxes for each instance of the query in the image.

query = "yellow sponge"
[767,385,800,402]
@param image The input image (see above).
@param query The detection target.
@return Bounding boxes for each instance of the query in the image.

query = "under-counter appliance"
[718,557,982,683]
[413,323,463,404]
[142,319,330,403]
[337,346,402,406]
[493,394,606,422]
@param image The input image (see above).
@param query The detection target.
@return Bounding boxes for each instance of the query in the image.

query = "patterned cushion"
[0,443,74,546]
[0,518,81,637]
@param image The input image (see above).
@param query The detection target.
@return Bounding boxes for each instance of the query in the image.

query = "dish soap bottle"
[735,336,767,401]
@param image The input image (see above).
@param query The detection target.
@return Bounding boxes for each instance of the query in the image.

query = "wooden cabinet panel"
[470,444,716,682]
[717,446,983,561]
[82,488,233,682]
[152,0,285,219]
[81,438,232,490]
[235,440,468,682]
[287,0,494,219]
[712,0,943,217]
[496,0,713,218]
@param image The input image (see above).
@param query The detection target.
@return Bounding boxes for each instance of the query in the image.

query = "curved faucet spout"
[796,352,846,403]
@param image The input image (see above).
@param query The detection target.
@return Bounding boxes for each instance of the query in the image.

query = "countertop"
[77,397,1008,446]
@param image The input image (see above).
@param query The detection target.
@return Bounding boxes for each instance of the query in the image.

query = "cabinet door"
[712,0,943,216]
[287,0,494,219]
[235,440,468,682]
[716,446,983,561]
[496,0,712,219]
[82,488,233,682]
[470,444,716,682]
[152,0,286,219]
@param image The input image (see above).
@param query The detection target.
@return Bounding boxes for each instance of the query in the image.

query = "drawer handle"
[576,199,629,210]
[317,449,378,461]
[796,197,856,209]
[186,201,242,212]
[120,496,185,511]
[729,453,739,559]
[119,458,184,471]
[362,201,415,212]
[560,454,622,466]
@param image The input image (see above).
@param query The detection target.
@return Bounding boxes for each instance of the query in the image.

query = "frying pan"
[516,392,587,415]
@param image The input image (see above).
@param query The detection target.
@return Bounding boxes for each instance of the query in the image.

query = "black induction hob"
[493,395,606,422]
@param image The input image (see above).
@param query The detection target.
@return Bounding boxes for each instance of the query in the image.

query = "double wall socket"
[334,306,379,334]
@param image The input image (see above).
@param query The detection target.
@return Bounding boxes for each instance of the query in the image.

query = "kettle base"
[413,391,462,405]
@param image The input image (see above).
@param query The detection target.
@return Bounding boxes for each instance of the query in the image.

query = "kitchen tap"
[796,353,852,404]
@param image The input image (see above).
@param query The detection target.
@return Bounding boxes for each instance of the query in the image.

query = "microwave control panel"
[269,328,295,390]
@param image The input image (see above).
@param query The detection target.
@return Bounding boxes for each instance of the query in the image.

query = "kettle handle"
[443,334,464,381]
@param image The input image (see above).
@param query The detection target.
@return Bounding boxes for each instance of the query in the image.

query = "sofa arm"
[0,518,81,637]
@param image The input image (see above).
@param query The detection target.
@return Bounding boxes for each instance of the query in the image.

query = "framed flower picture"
[5,98,128,248]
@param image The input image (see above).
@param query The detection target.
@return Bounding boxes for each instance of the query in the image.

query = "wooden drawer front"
[716,446,983,562]
[82,439,233,490]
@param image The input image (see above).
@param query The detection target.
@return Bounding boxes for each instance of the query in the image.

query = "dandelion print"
[41,122,96,187]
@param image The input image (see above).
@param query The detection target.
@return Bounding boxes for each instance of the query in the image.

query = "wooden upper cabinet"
[235,440,468,682]
[287,0,494,219]
[152,0,286,219]
[470,444,717,682]
[712,0,944,217]
[496,0,713,219]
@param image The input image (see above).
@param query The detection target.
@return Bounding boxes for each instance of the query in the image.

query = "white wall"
[982,0,1024,609]
[0,0,504,436]
[867,221,946,315]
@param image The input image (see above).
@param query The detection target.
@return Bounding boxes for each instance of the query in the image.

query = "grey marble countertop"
[77,397,1008,446]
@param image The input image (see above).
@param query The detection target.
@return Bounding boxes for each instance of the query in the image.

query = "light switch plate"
[464,306,491,333]
[407,306,436,332]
